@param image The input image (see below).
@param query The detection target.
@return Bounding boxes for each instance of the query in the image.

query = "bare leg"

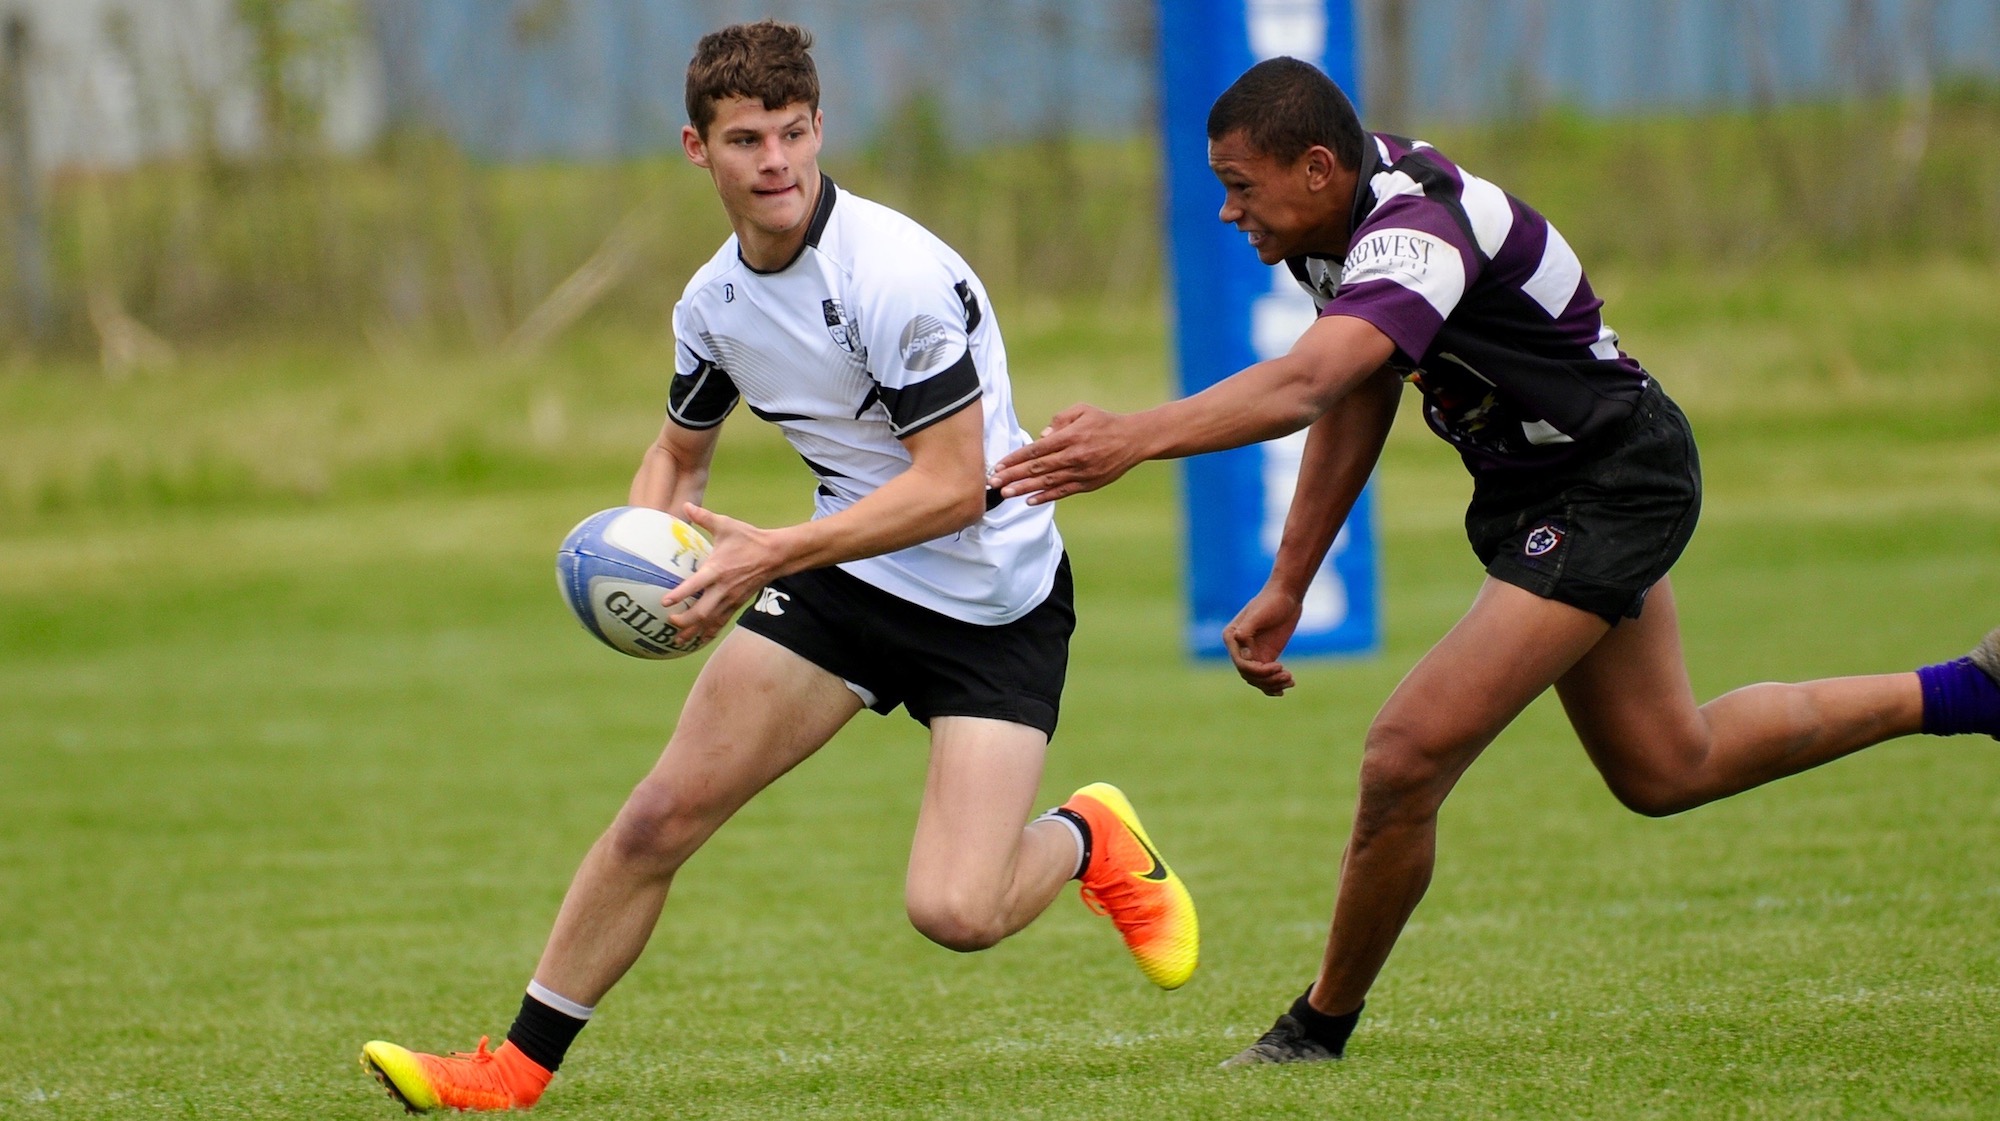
[1556,576,1922,816]
[532,629,862,1005]
[1308,576,1927,1018]
[903,716,1077,951]
[1309,579,1610,1015]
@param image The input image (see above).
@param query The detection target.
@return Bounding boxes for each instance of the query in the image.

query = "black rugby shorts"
[734,554,1074,738]
[1465,382,1702,624]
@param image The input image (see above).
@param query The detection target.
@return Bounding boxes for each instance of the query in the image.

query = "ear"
[1302,144,1339,192]
[682,123,709,169]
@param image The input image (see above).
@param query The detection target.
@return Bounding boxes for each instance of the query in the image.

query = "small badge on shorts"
[1524,523,1565,557]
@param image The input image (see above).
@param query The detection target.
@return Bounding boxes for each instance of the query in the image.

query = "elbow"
[950,482,989,530]
[1278,359,1341,431]
[1289,395,1330,433]
[928,474,988,534]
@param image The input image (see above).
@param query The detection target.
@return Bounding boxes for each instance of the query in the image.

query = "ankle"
[505,984,592,1074]
[1289,986,1364,1055]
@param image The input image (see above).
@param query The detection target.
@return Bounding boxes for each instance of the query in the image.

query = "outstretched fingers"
[989,404,1136,504]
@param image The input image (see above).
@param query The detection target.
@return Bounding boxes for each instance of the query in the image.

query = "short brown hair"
[1207,57,1362,170]
[684,20,820,138]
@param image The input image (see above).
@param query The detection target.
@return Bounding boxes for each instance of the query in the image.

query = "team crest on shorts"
[1524,523,1565,557]
[822,298,857,353]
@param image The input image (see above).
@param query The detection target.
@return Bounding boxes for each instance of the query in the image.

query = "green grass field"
[4,261,1999,1118]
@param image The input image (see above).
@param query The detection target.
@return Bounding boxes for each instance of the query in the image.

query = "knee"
[1585,732,1714,818]
[605,783,714,875]
[1602,773,1702,819]
[905,889,1006,953]
[1352,720,1462,836]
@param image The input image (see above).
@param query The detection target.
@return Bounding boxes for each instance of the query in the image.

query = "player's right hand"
[988,404,1146,505]
[1224,586,1304,696]
[664,503,782,644]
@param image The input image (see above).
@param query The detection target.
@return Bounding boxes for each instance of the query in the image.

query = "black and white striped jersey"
[667,177,1062,625]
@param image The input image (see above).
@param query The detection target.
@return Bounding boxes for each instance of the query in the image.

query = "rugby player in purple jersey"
[989,57,2000,1066]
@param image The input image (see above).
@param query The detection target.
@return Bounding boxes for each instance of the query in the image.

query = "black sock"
[505,992,589,1073]
[1288,987,1363,1056]
[1050,806,1093,878]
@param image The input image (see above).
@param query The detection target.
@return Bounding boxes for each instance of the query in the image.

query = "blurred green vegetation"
[3,258,1996,532]
[8,87,1998,357]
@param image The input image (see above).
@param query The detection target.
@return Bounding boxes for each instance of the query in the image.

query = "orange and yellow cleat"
[1063,782,1200,989]
[360,1036,552,1113]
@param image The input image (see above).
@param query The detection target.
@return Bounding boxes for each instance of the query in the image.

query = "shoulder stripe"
[1522,222,1584,318]
[667,356,740,430]
[1341,226,1466,319]
[880,349,981,438]
[1457,171,1514,259]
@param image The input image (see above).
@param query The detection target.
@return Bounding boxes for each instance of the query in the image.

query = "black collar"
[1345,133,1382,246]
[738,175,839,275]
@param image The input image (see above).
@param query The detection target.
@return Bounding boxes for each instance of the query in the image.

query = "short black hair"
[1206,57,1363,170]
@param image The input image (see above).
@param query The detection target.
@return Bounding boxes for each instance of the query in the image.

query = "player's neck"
[1303,167,1360,256]
[733,170,823,273]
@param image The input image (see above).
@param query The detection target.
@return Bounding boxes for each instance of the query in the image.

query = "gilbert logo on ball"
[556,506,715,659]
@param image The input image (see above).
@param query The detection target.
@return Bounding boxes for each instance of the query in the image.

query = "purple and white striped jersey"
[1287,133,1650,472]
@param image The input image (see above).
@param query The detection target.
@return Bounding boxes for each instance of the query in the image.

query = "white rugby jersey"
[667,177,1063,625]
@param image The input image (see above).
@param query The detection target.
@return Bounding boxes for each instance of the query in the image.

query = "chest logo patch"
[822,298,857,353]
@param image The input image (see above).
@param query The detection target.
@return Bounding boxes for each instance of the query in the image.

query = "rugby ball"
[556,506,715,659]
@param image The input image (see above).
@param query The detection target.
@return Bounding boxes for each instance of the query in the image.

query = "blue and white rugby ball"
[556,506,714,659]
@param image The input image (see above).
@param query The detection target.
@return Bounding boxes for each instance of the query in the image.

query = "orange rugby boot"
[359,1036,552,1113]
[1061,782,1200,989]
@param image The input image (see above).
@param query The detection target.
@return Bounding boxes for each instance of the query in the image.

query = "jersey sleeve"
[857,257,982,439]
[665,303,740,430]
[1320,191,1484,363]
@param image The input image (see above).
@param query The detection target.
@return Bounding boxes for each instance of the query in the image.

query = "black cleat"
[1219,1012,1343,1067]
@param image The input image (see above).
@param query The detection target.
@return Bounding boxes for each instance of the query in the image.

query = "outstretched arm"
[1225,365,1401,695]
[989,314,1397,503]
[663,404,990,642]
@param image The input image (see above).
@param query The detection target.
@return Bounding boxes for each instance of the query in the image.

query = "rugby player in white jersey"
[357,21,1196,1113]
[992,57,2000,1067]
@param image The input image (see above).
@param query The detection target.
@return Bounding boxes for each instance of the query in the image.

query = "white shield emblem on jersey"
[822,298,856,354]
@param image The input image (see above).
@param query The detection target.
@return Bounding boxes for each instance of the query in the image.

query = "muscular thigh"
[1553,577,1708,773]
[906,717,1049,894]
[636,628,863,817]
[1377,579,1608,748]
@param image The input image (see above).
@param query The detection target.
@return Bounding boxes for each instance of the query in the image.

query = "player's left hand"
[988,404,1147,504]
[1223,586,1303,696]
[664,504,785,642]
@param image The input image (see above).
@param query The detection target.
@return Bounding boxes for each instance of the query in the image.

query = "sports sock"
[1916,657,2000,738]
[1035,807,1092,879]
[505,983,593,1073]
[1289,987,1363,1057]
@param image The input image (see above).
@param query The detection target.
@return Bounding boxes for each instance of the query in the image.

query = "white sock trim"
[526,979,595,1021]
[1034,809,1087,880]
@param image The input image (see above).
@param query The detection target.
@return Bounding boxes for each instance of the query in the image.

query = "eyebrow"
[721,113,810,141]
